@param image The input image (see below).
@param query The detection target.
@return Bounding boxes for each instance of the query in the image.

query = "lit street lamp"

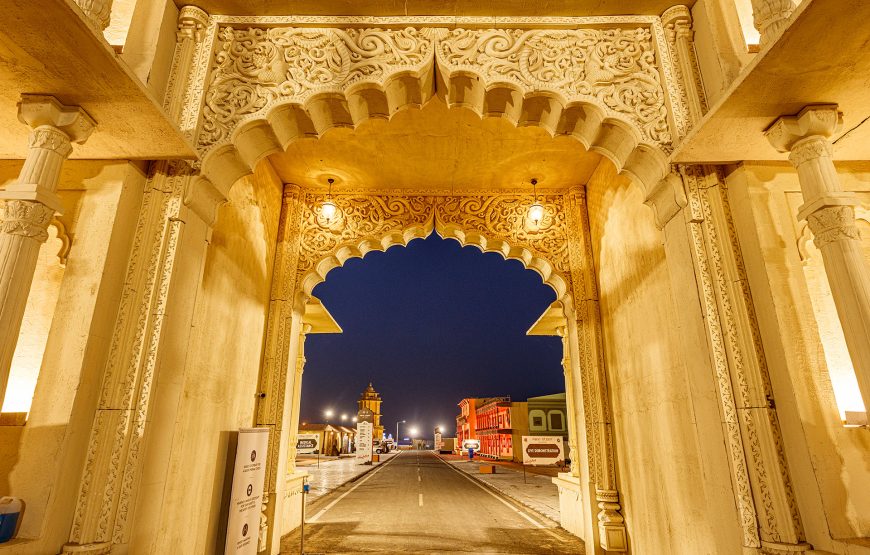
[409,427,418,437]
[341,413,348,422]
[324,409,333,424]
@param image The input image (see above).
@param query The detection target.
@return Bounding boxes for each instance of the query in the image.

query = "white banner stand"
[224,427,269,555]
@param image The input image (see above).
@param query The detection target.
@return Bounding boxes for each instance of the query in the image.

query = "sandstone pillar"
[557,327,580,477]
[257,184,306,555]
[767,105,870,416]
[166,6,209,122]
[566,187,627,553]
[286,324,310,474]
[0,95,94,406]
[751,0,795,46]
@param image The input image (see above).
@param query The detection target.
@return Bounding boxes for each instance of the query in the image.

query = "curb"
[435,453,560,526]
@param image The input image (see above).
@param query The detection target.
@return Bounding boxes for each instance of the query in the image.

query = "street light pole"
[396,420,405,447]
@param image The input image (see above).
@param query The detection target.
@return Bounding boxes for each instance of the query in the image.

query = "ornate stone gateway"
[66,7,806,555]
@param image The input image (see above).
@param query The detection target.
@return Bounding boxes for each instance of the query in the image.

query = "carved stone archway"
[178,16,693,209]
[255,184,625,554]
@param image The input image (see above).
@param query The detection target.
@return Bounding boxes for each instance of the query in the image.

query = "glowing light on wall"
[1,227,65,415]
[802,222,868,420]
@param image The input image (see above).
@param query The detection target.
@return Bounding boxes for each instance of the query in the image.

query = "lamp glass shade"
[528,203,545,224]
[321,200,337,222]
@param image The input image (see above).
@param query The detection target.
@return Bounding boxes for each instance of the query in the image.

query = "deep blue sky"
[301,233,564,439]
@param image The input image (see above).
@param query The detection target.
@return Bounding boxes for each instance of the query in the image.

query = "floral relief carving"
[199,26,434,148]
[195,24,676,155]
[294,193,569,289]
[435,195,569,274]
[1,200,54,242]
[806,205,861,248]
[436,27,672,147]
[28,126,74,157]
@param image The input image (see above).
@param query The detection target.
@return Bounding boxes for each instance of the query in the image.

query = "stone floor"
[297,452,397,499]
[282,451,582,554]
[439,454,562,523]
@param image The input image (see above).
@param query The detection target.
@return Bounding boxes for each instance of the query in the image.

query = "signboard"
[461,438,480,451]
[357,407,374,423]
[225,427,269,555]
[522,435,565,466]
[434,432,443,451]
[295,433,319,454]
[356,421,373,463]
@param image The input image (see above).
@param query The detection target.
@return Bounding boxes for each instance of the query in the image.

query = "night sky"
[300,233,564,440]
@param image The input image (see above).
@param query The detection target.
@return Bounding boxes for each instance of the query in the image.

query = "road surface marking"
[436,455,544,529]
[308,454,399,523]
[418,493,423,507]
[418,475,421,482]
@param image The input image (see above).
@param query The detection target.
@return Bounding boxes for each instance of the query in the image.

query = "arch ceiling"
[268,100,604,191]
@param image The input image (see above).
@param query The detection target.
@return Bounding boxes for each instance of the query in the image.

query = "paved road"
[281,451,583,554]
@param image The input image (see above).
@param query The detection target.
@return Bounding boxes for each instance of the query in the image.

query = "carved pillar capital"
[805,205,861,248]
[751,0,796,46]
[661,5,693,40]
[177,5,209,42]
[766,105,842,155]
[1,200,55,242]
[74,0,113,31]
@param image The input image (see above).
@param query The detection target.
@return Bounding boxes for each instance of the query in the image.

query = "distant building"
[475,397,529,462]
[358,382,384,440]
[527,392,569,444]
[298,423,338,456]
[456,392,567,462]
[456,397,483,449]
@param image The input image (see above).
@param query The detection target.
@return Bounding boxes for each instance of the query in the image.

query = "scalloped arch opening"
[295,221,572,315]
[205,98,666,203]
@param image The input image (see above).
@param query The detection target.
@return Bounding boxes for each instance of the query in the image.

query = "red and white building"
[455,396,529,461]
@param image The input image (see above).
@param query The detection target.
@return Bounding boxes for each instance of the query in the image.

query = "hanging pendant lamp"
[528,178,544,225]
[321,178,337,223]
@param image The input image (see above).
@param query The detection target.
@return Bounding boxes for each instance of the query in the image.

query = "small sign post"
[356,421,373,464]
[296,434,319,454]
[224,427,269,555]
[521,436,565,466]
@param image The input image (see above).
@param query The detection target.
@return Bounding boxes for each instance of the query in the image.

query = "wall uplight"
[527,178,545,225]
